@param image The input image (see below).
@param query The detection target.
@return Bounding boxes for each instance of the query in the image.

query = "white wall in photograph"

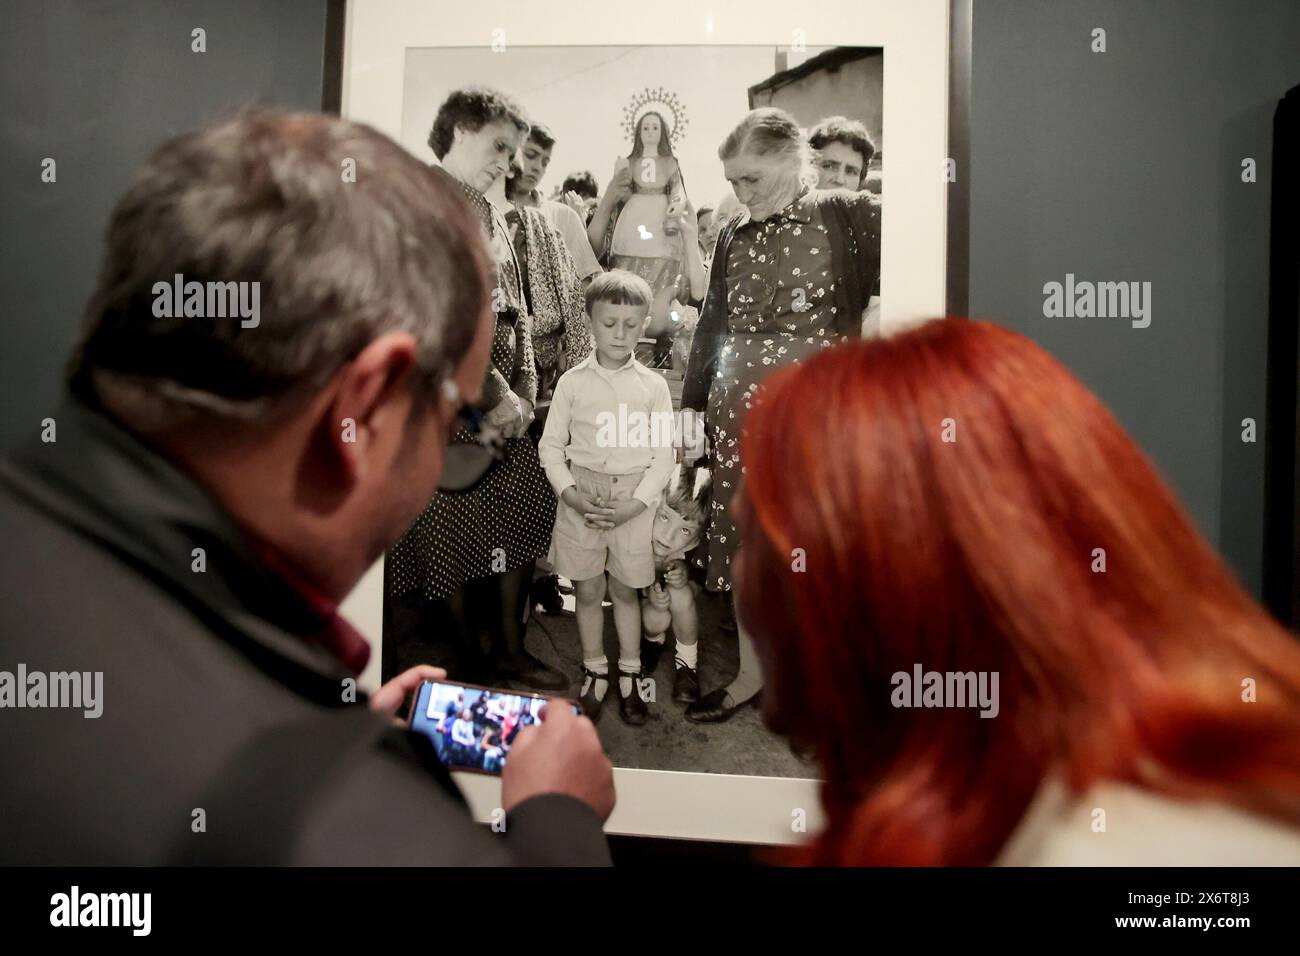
[398,45,841,213]
[343,0,950,334]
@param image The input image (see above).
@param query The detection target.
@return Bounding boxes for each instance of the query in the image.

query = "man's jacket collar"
[0,399,363,701]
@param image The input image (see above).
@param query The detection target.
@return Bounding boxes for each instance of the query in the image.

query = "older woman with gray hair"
[387,86,566,691]
[680,107,881,722]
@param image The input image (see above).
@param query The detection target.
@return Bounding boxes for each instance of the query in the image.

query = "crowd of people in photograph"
[428,688,544,773]
[386,83,883,728]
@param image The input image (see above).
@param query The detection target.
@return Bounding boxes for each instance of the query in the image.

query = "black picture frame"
[320,0,346,115]
[1263,83,1300,628]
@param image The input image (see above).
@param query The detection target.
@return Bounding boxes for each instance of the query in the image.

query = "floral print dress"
[701,190,844,591]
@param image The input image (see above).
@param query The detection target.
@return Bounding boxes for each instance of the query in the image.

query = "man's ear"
[326,331,420,484]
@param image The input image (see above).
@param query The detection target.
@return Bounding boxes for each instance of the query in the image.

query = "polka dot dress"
[387,174,556,601]
[700,190,843,592]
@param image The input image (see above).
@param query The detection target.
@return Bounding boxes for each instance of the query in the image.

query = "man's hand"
[561,485,616,529]
[502,703,615,821]
[369,664,446,726]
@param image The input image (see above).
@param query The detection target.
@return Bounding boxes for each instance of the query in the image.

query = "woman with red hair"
[734,317,1300,865]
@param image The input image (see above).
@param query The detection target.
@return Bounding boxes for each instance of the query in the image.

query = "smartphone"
[407,678,581,776]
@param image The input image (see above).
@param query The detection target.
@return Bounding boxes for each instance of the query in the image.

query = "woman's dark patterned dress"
[700,188,878,591]
[387,174,556,600]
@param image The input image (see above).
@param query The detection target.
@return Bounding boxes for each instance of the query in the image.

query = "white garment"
[995,775,1300,866]
[450,718,476,748]
[540,198,602,280]
[538,352,674,508]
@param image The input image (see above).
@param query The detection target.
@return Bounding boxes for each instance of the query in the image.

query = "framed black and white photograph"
[335,0,969,844]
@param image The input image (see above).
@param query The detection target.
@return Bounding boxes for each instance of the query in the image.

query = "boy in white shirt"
[538,271,675,725]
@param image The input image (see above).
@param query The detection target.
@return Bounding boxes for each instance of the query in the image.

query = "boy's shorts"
[548,463,657,588]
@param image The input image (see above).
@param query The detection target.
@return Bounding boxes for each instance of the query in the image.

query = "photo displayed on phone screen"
[410,681,569,774]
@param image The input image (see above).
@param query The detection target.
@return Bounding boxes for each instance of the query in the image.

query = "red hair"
[737,318,1300,866]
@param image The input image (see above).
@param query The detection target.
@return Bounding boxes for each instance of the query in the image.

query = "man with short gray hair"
[0,111,614,865]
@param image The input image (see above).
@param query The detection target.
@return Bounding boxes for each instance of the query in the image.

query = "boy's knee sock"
[675,640,697,671]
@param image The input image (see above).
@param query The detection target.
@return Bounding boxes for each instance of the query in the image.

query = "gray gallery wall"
[2,0,1297,601]
[970,0,1300,598]
[0,0,327,452]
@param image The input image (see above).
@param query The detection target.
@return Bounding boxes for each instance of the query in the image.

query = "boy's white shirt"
[538,351,675,508]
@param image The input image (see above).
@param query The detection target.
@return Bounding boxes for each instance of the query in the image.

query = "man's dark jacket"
[0,400,610,865]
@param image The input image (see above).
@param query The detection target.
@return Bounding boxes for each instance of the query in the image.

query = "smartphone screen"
[408,679,581,776]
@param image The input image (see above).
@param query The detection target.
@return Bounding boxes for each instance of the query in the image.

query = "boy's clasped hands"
[560,486,645,531]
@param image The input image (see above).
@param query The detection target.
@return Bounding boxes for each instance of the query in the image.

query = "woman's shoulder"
[518,202,563,244]
[486,199,514,232]
[808,186,880,218]
[502,201,542,230]
[996,776,1300,866]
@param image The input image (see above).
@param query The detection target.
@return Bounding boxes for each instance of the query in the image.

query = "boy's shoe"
[640,637,667,676]
[579,667,607,721]
[619,673,648,725]
[672,664,699,703]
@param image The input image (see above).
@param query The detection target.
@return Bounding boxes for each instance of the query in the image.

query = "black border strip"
[1262,84,1300,626]
[320,0,346,115]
